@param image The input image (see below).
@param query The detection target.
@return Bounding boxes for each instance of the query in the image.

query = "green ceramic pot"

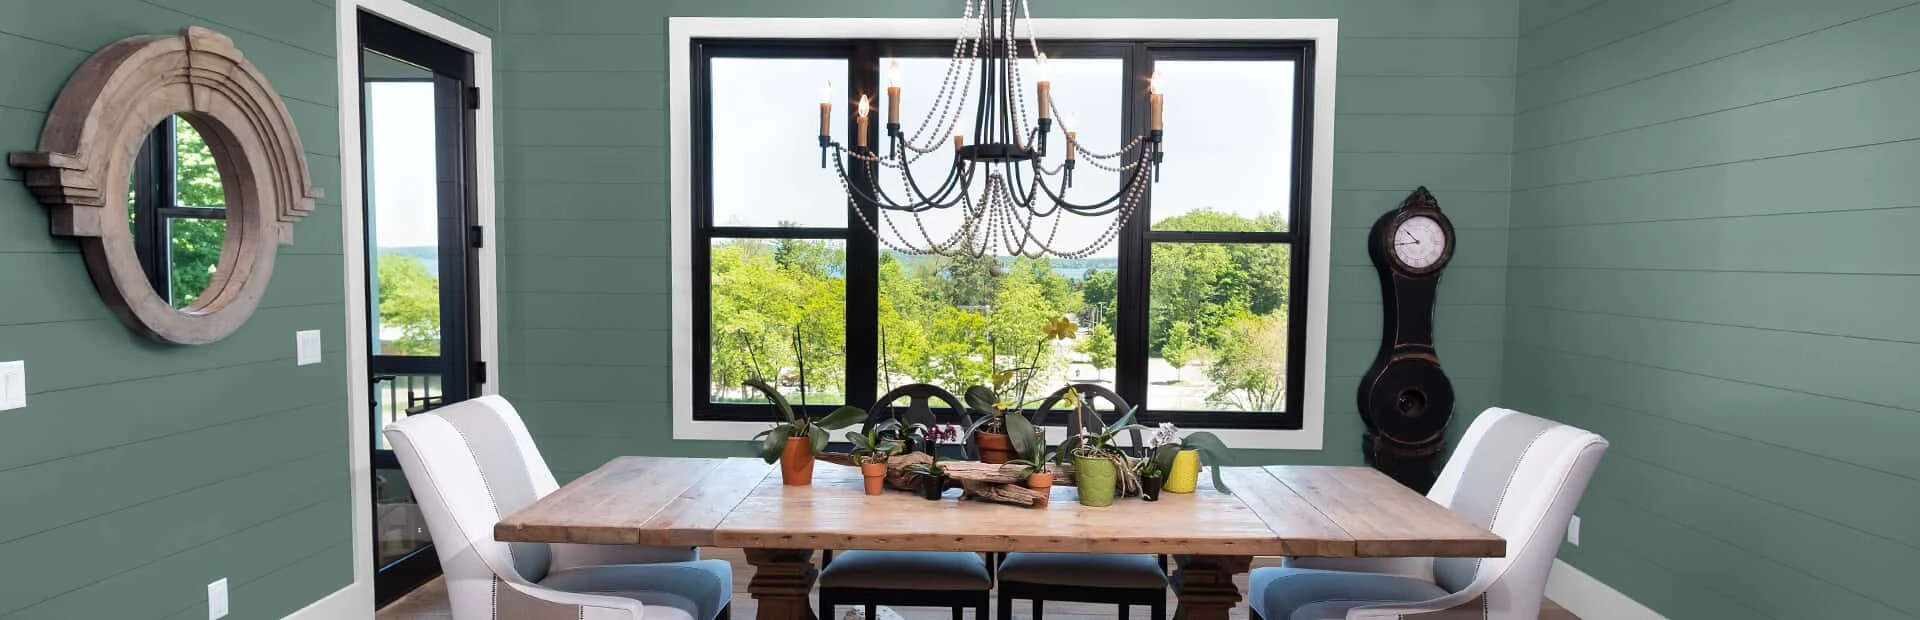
[1074,455,1118,507]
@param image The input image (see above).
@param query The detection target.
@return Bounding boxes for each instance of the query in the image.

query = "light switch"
[296,330,322,366]
[1567,515,1581,546]
[207,578,228,619]
[0,361,24,411]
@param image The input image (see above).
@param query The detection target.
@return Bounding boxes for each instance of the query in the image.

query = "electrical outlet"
[207,578,229,619]
[296,330,322,366]
[0,361,25,411]
[1567,515,1582,546]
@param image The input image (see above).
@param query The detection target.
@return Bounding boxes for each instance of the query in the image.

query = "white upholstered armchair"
[1249,408,1608,620]
[385,396,733,620]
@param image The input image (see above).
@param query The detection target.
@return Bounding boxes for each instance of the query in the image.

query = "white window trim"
[668,17,1336,451]
[318,1,497,618]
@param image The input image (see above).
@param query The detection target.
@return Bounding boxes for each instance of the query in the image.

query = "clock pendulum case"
[1357,186,1457,493]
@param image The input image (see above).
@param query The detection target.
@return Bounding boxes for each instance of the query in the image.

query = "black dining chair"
[817,383,992,620]
[996,384,1169,620]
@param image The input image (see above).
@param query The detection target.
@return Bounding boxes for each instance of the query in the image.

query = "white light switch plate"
[1567,515,1582,546]
[0,361,24,411]
[296,330,322,366]
[208,578,229,619]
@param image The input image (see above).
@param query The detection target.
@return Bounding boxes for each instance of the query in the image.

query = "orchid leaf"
[1005,410,1039,461]
[743,378,795,424]
[807,425,828,455]
[813,405,869,431]
[759,425,791,464]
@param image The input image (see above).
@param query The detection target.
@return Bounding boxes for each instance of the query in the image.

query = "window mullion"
[843,42,881,411]
[1114,42,1152,415]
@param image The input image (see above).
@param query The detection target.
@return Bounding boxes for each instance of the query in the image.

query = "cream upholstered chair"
[385,396,733,620]
[1248,408,1608,620]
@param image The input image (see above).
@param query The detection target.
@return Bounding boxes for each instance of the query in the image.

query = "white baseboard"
[283,582,372,620]
[1548,558,1665,620]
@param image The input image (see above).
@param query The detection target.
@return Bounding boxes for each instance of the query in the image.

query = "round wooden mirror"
[8,27,321,345]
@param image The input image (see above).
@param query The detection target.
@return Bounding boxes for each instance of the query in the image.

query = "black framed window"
[692,39,1313,429]
[129,115,228,309]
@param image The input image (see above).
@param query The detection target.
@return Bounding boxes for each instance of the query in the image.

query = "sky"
[364,49,1300,254]
[366,81,441,249]
[710,51,1297,258]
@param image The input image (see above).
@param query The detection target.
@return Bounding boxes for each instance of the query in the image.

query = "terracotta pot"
[1026,471,1054,507]
[860,461,887,495]
[780,436,814,486]
[975,431,1015,464]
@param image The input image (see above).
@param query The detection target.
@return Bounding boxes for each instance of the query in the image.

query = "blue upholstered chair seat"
[1249,567,1451,620]
[538,559,733,620]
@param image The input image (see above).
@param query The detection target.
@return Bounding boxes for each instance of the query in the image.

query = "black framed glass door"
[357,10,481,605]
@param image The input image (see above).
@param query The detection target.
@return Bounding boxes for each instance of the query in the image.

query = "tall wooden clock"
[1357,187,1457,493]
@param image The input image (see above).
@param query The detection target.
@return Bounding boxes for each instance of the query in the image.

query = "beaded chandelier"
[815,0,1164,259]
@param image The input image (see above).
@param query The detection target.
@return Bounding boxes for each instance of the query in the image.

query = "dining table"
[495,456,1504,620]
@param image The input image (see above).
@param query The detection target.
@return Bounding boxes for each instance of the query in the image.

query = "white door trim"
[315,1,495,617]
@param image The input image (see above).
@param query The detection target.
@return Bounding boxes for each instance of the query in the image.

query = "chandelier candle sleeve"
[886,61,902,126]
[819,83,831,138]
[1065,131,1076,160]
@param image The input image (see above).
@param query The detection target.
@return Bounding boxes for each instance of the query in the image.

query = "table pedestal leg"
[743,548,818,620]
[1175,555,1252,620]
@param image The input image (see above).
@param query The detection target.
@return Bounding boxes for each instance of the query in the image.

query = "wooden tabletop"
[495,456,1504,559]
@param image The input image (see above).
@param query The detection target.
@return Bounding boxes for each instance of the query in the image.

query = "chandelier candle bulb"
[855,94,870,148]
[886,60,902,125]
[1149,72,1165,132]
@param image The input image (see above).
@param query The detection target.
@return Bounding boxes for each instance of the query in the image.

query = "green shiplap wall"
[0,0,494,617]
[496,0,1521,479]
[1506,1,1920,618]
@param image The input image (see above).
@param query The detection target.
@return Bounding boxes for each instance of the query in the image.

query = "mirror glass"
[127,115,228,310]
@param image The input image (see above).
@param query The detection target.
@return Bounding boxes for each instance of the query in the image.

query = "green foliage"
[1075,322,1116,372]
[377,252,442,355]
[166,219,224,308]
[1149,209,1290,360]
[710,238,847,401]
[1080,269,1117,330]
[1206,311,1289,410]
[160,117,227,309]
[1162,320,1195,380]
[173,118,224,208]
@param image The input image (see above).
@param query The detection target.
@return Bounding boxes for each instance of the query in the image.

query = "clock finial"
[1401,186,1440,211]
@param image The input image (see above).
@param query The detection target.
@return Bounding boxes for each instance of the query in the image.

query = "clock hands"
[1395,232,1421,247]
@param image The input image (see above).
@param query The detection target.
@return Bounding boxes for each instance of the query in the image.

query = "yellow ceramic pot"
[1164,449,1201,493]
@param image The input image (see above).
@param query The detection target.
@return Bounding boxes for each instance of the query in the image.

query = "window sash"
[691,39,1312,430]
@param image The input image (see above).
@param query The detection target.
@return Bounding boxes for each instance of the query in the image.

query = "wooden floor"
[377,548,1578,619]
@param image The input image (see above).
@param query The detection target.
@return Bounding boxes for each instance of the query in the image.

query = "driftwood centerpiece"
[817,452,1068,507]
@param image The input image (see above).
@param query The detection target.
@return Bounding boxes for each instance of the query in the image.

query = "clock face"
[1391,215,1449,272]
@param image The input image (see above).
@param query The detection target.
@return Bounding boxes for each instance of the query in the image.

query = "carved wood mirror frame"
[8,26,321,345]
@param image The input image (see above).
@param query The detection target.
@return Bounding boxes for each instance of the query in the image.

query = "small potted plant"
[745,378,867,486]
[964,317,1078,462]
[1146,422,1236,494]
[1134,457,1166,502]
[847,420,904,495]
[904,460,949,500]
[1060,403,1147,507]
